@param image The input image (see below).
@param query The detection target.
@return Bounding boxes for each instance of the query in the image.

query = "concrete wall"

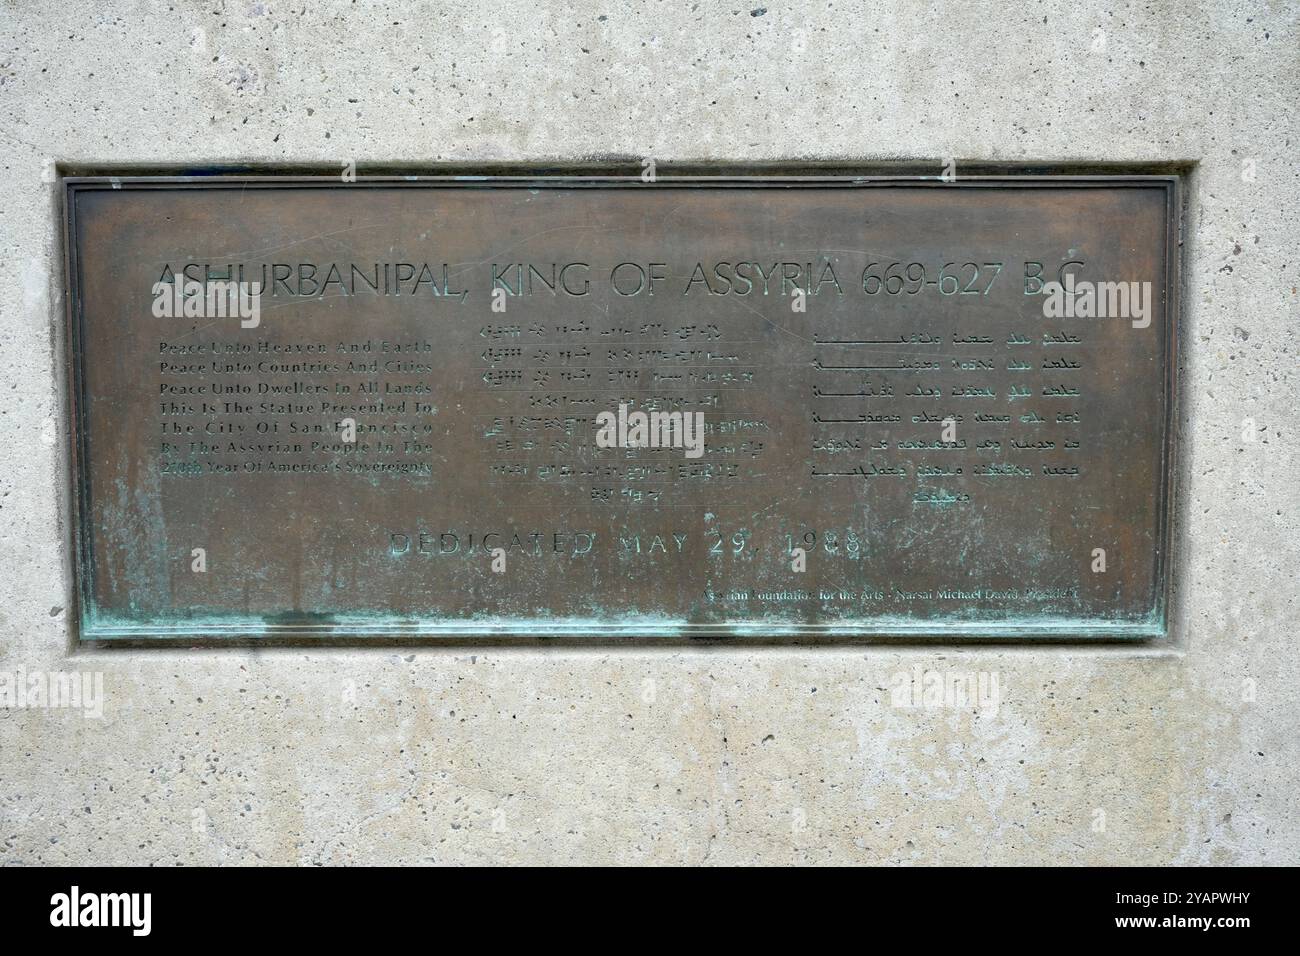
[1,0,1296,864]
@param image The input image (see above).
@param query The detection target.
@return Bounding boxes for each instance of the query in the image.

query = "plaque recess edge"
[61,173,1183,645]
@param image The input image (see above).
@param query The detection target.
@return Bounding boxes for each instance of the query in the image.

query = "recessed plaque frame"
[62,173,1181,644]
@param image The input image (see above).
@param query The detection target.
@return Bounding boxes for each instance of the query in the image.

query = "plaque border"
[61,173,1182,645]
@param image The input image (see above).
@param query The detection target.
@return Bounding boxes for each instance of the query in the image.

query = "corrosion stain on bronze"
[63,175,1179,641]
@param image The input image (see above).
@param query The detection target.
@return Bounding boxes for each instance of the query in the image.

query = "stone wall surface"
[0,0,1296,865]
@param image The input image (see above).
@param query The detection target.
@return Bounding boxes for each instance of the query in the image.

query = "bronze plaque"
[64,175,1178,642]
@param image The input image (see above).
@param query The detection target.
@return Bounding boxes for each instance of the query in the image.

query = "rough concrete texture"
[0,1,1297,865]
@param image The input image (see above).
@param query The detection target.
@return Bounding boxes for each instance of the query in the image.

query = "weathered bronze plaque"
[64,175,1178,641]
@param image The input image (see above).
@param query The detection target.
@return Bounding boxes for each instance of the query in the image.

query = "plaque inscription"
[64,176,1178,640]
